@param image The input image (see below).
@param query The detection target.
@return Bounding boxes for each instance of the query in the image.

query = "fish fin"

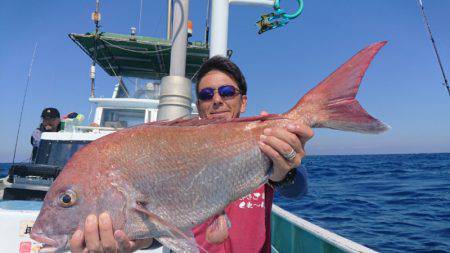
[286,41,390,134]
[133,203,207,253]
[158,236,201,253]
[140,114,283,127]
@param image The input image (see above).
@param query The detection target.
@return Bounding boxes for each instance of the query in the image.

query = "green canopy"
[69,32,209,80]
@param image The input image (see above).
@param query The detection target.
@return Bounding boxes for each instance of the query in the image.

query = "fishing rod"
[12,43,38,164]
[417,0,450,96]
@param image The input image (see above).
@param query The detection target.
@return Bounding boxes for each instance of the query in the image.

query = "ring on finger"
[282,148,296,162]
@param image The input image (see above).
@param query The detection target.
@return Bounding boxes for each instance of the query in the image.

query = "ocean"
[1,153,449,252]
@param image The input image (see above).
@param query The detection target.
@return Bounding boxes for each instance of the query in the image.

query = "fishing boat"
[0,1,377,252]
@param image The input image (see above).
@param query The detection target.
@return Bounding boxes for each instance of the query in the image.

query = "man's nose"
[212,90,223,104]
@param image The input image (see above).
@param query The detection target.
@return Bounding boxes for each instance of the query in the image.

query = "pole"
[204,0,211,47]
[157,0,192,121]
[167,0,173,41]
[210,0,229,57]
[169,0,189,76]
[90,0,101,98]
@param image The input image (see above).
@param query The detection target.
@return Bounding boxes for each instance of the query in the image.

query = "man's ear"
[240,95,248,113]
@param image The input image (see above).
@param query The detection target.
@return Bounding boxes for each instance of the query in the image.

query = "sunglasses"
[198,85,241,101]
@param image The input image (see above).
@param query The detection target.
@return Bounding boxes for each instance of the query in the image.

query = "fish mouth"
[30,232,68,252]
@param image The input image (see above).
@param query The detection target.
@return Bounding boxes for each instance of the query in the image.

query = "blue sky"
[1,1,449,162]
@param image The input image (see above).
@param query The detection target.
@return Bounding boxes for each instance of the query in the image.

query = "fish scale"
[113,123,270,232]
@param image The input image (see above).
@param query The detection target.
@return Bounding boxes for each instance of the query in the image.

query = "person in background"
[31,107,61,161]
[70,56,313,252]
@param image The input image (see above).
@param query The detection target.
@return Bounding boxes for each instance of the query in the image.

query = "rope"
[99,38,172,54]
[98,40,133,97]
[98,40,121,77]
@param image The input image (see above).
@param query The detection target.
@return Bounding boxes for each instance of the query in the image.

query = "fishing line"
[12,43,38,164]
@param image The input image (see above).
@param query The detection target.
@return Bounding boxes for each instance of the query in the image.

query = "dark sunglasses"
[198,85,241,101]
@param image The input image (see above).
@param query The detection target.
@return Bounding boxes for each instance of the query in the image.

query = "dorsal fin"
[143,114,284,127]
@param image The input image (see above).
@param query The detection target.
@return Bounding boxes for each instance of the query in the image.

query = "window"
[101,108,145,128]
[35,140,90,166]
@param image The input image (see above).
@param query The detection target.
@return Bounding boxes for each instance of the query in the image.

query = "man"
[70,56,313,252]
[31,107,62,161]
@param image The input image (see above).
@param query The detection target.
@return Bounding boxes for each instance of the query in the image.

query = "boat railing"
[271,205,378,253]
[74,125,123,132]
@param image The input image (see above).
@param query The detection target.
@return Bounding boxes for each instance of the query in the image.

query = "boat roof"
[69,32,209,80]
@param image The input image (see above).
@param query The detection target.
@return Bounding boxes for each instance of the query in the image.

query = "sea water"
[1,153,449,252]
[275,153,450,252]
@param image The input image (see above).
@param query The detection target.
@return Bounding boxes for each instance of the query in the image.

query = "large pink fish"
[31,42,389,252]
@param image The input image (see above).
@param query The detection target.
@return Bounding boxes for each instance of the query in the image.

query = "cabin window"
[35,140,90,166]
[101,108,145,128]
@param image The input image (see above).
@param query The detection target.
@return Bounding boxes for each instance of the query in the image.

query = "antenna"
[90,0,101,98]
[417,0,450,96]
[204,0,211,47]
[167,0,173,41]
[138,0,143,33]
[12,43,38,164]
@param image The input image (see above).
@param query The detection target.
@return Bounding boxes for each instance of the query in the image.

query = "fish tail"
[285,41,390,134]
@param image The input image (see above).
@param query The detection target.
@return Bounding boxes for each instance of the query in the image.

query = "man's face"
[42,118,60,131]
[197,70,247,120]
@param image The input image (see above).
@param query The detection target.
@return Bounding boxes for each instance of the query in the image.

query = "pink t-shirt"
[192,184,274,253]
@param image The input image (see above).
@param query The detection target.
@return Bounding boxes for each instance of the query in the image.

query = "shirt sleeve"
[277,165,308,199]
[31,129,42,147]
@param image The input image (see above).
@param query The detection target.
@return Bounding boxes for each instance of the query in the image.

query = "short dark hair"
[195,56,247,95]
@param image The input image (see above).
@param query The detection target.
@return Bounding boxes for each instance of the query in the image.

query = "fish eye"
[58,190,77,207]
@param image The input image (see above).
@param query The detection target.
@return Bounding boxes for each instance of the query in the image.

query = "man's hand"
[205,215,229,244]
[70,213,153,253]
[258,111,314,182]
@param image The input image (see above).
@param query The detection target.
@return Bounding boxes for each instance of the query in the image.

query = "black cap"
[41,107,60,119]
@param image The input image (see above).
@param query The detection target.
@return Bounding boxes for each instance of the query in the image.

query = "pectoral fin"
[133,203,206,253]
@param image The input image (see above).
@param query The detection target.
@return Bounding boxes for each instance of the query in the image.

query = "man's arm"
[257,109,313,198]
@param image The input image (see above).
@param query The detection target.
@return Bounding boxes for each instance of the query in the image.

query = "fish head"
[31,158,128,251]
